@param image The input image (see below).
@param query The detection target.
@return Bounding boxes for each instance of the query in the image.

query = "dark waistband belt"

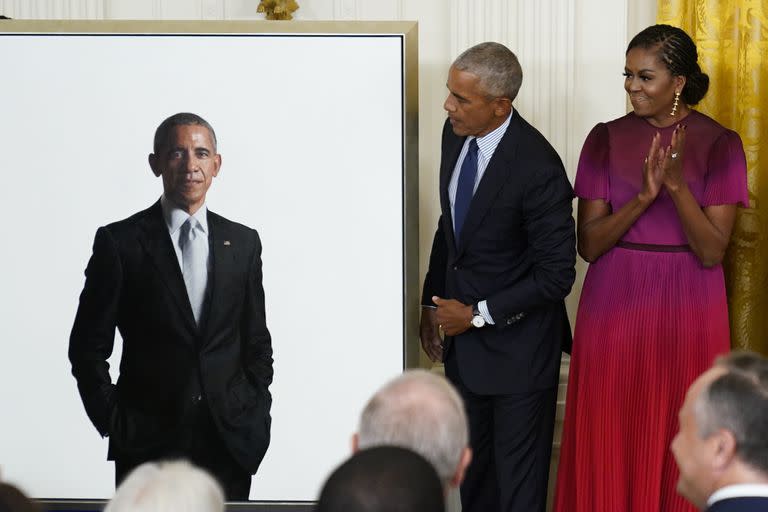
[616,240,692,253]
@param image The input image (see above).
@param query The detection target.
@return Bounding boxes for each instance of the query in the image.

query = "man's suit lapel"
[204,211,236,340]
[456,112,521,255]
[440,130,464,252]
[137,201,197,330]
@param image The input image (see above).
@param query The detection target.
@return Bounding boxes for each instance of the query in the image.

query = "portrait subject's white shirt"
[160,194,210,271]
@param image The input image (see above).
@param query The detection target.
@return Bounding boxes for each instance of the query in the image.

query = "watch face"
[472,315,485,328]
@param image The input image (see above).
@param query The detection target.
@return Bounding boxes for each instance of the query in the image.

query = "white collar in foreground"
[708,483,768,506]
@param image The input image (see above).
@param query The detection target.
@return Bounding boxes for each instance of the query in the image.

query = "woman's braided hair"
[626,24,709,105]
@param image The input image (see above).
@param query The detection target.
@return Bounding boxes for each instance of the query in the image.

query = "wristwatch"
[471,304,486,328]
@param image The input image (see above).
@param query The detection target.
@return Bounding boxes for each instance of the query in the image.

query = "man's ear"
[493,97,512,118]
[450,447,473,488]
[212,154,222,178]
[148,153,161,177]
[712,429,737,471]
[350,433,360,453]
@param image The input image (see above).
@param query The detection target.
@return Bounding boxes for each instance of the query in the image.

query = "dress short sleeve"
[703,129,749,207]
[574,123,610,201]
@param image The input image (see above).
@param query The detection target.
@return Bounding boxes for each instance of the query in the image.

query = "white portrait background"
[0,30,407,501]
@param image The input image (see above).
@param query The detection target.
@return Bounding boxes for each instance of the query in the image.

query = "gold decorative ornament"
[257,0,299,20]
[670,90,680,117]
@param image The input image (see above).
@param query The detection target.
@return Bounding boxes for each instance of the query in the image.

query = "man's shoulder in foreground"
[708,496,768,512]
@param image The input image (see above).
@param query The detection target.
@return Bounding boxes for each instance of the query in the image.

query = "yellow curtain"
[657,0,768,354]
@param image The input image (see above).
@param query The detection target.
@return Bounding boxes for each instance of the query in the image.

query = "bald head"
[355,370,470,485]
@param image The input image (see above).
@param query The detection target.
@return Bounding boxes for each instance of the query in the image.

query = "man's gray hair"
[104,460,225,512]
[357,370,468,482]
[694,351,768,474]
[452,42,523,101]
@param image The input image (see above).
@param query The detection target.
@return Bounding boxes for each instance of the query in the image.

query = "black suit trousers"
[446,347,557,512]
[114,398,251,501]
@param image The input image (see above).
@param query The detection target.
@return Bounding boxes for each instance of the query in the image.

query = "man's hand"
[420,307,443,362]
[433,296,473,336]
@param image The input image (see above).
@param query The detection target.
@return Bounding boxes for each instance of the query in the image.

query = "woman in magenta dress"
[554,25,748,512]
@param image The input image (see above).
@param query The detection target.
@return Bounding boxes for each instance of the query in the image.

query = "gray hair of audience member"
[0,482,40,512]
[104,460,225,512]
[356,369,468,482]
[694,351,768,474]
[452,42,523,101]
[317,446,445,512]
[153,112,218,153]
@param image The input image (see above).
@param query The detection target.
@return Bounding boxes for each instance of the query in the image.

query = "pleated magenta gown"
[554,111,748,512]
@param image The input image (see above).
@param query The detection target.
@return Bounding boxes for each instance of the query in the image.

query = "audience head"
[353,369,471,489]
[104,460,225,512]
[444,42,520,137]
[0,482,39,512]
[317,446,445,512]
[626,24,709,106]
[672,352,768,509]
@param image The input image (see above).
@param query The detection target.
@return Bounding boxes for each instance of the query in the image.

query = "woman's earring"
[670,90,681,117]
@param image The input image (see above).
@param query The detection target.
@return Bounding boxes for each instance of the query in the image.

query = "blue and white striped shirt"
[448,110,513,325]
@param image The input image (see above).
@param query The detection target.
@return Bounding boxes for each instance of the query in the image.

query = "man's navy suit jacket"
[708,497,768,512]
[423,111,576,394]
[69,201,273,474]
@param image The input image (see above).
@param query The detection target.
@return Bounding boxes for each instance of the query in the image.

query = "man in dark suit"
[69,113,272,500]
[672,352,768,512]
[420,42,576,512]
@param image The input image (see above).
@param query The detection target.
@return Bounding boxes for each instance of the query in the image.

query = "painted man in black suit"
[69,113,272,500]
[672,352,768,512]
[420,42,576,512]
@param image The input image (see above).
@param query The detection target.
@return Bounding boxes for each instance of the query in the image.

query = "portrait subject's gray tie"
[180,218,208,325]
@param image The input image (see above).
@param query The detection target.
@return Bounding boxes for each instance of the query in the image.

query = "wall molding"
[450,0,576,172]
[2,0,105,18]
